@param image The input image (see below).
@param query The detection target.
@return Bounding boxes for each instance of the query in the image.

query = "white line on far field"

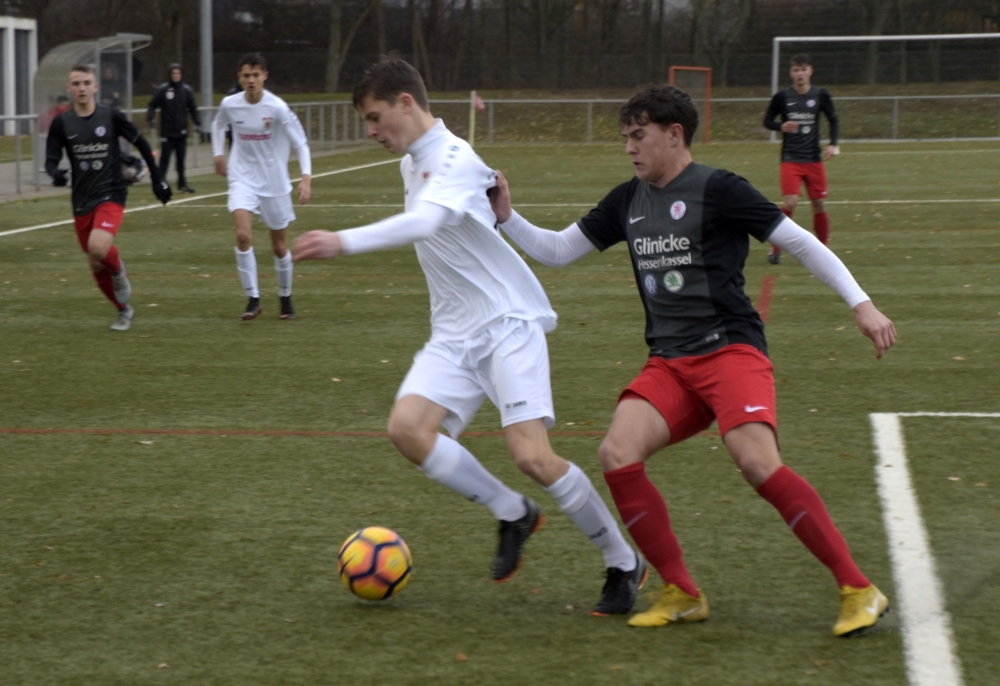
[869,412,965,686]
[0,159,397,239]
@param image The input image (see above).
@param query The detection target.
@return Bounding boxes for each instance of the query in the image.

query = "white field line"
[845,149,1000,155]
[0,159,397,239]
[159,199,1000,210]
[869,412,966,686]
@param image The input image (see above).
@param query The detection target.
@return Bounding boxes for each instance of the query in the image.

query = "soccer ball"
[338,527,412,600]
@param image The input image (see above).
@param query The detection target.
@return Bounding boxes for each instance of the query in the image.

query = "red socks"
[604,463,698,597]
[757,466,869,588]
[813,212,830,245]
[92,269,122,309]
[100,245,122,274]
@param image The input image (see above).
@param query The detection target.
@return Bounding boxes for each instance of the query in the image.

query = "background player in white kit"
[294,57,646,615]
[212,53,312,320]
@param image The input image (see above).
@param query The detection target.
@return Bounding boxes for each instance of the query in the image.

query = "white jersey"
[211,90,312,197]
[403,121,557,341]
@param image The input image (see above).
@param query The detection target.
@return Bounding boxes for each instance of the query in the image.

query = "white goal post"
[770,33,1000,141]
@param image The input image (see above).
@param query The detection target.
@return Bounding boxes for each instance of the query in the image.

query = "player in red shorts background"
[45,64,171,330]
[490,85,896,637]
[764,53,839,264]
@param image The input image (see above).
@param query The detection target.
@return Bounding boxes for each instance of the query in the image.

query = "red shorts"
[780,162,827,199]
[620,344,777,444]
[74,202,124,252]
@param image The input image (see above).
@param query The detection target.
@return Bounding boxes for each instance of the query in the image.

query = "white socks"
[419,434,527,522]
[235,246,259,298]
[545,462,636,572]
[273,252,293,297]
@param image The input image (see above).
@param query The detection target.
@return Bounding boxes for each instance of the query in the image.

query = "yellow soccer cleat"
[833,585,890,637]
[627,584,709,628]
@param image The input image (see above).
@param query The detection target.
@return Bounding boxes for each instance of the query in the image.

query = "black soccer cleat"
[492,497,545,583]
[242,296,262,320]
[767,251,781,265]
[279,295,296,320]
[178,185,196,194]
[591,552,649,616]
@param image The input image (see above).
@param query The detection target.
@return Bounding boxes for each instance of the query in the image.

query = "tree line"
[4,0,1000,93]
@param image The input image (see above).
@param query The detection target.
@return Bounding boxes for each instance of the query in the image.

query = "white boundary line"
[0,159,397,239]
[867,411,1000,686]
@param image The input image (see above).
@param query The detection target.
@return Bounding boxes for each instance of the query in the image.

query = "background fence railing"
[5,94,1000,197]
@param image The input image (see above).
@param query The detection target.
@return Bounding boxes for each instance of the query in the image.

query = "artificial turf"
[1,140,997,684]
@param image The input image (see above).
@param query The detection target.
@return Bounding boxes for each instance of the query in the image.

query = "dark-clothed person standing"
[147,63,201,193]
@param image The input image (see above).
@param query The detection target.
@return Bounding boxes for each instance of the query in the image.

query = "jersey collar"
[408,119,447,162]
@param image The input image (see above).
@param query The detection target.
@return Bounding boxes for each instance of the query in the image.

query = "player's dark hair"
[620,85,698,147]
[237,52,268,72]
[790,53,812,67]
[352,55,430,111]
[69,63,95,75]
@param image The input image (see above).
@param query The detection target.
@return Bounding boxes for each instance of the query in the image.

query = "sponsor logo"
[504,400,528,410]
[744,405,768,413]
[262,116,274,131]
[72,142,110,154]
[95,126,106,137]
[670,200,686,220]
[633,234,690,256]
[807,99,816,108]
[663,270,684,293]
[788,112,815,121]
[587,526,608,541]
[643,274,657,295]
[628,215,645,224]
[92,160,103,170]
[237,132,272,141]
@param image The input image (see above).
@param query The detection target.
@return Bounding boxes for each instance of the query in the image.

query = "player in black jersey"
[764,53,839,264]
[490,85,896,636]
[45,64,172,331]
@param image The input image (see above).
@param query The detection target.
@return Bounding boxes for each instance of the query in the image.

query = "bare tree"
[327,0,382,92]
[691,0,754,85]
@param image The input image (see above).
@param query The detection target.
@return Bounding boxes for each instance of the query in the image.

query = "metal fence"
[5,94,1000,197]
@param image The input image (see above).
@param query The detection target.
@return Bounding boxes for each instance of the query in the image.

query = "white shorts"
[227,182,295,230]
[396,317,556,437]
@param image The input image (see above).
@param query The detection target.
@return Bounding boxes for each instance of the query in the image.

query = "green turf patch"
[3,141,999,683]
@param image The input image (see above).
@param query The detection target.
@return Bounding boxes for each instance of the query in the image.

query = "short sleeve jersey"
[211,90,310,197]
[765,86,839,163]
[577,162,784,359]
[45,105,141,216]
[403,121,557,341]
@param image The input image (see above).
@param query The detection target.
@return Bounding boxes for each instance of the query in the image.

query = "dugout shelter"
[33,33,151,171]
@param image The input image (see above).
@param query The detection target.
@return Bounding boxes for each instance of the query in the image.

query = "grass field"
[1,139,998,685]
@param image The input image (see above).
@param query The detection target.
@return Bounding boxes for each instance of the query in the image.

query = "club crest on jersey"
[670,200,686,220]
[95,126,107,137]
[166,90,175,100]
[262,117,274,131]
[422,171,430,179]
[807,99,816,108]
[643,274,658,295]
[663,270,684,293]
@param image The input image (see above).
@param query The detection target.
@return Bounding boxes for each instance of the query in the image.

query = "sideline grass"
[1,141,998,684]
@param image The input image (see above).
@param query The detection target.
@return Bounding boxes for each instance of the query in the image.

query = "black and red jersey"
[577,162,784,359]
[45,105,142,216]
[764,86,839,163]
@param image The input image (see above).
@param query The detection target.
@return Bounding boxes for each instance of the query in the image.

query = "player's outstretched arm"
[490,170,595,268]
[769,217,895,358]
[293,201,454,262]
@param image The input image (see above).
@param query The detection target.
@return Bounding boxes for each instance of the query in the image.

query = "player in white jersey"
[212,53,312,321]
[294,57,646,615]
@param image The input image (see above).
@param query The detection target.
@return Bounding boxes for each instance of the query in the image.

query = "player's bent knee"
[597,437,641,473]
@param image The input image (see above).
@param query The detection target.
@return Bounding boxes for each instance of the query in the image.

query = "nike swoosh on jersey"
[629,216,645,224]
[744,405,768,413]
[67,135,78,139]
